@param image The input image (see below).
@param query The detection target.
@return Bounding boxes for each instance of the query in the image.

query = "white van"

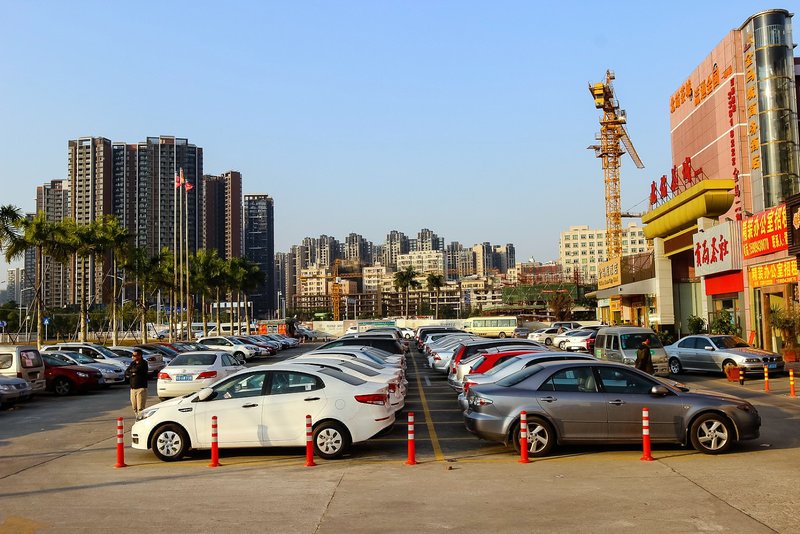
[594,327,669,376]
[206,323,254,336]
[0,345,46,393]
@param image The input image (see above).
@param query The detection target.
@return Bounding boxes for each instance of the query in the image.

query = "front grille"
[14,383,27,390]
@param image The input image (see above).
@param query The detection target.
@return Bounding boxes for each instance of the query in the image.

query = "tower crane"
[299,259,362,321]
[588,70,645,259]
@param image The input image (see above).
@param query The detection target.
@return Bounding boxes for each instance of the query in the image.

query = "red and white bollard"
[305,415,316,467]
[208,415,220,468]
[114,417,127,468]
[405,412,416,465]
[790,369,796,398]
[519,410,530,464]
[641,407,654,462]
[764,365,770,393]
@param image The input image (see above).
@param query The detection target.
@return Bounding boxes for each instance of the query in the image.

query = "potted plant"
[768,304,800,362]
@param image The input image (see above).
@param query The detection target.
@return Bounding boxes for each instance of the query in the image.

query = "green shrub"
[687,315,707,335]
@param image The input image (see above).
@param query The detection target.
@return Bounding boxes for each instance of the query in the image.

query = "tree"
[548,291,573,322]
[242,260,265,328]
[66,220,109,342]
[124,247,172,343]
[226,257,248,331]
[393,266,421,318]
[426,273,445,319]
[0,204,22,253]
[191,249,223,337]
[96,216,131,346]
[4,213,71,348]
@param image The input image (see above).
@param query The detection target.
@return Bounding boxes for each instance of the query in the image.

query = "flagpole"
[171,170,178,343]
[185,174,191,338]
[178,168,185,340]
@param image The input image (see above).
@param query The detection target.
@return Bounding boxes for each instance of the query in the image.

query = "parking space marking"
[410,353,445,461]
[424,376,431,387]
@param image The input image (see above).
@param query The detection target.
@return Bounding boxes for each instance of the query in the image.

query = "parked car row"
[133,329,409,461]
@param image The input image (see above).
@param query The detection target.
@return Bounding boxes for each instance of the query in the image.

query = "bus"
[462,316,518,338]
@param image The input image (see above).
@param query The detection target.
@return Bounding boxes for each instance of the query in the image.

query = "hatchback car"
[464,360,761,457]
[665,335,784,375]
[132,364,395,461]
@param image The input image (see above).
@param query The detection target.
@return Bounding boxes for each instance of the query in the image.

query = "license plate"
[768,363,777,369]
[176,375,192,381]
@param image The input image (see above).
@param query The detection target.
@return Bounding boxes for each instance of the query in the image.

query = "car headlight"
[0,384,13,391]
[744,358,761,363]
[623,357,635,365]
[77,372,88,378]
[139,407,159,420]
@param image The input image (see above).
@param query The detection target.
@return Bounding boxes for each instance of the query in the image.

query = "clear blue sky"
[0,1,779,280]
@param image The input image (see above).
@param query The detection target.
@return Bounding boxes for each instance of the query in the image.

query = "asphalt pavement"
[1,343,799,533]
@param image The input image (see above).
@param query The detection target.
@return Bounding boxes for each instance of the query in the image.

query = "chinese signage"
[693,221,741,276]
[609,296,622,313]
[670,63,733,114]
[741,204,787,259]
[749,259,798,288]
[741,27,762,174]
[727,77,743,220]
[649,156,706,207]
[786,193,800,256]
[598,258,622,290]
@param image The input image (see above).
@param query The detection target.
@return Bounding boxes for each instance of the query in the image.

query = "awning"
[593,278,656,299]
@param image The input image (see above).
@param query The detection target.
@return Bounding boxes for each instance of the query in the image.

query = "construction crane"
[299,259,362,321]
[588,70,645,259]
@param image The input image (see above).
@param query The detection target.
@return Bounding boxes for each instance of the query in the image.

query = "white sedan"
[156,351,245,400]
[132,364,395,461]
[289,357,407,412]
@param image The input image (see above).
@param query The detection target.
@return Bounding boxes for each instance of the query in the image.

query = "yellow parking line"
[411,356,445,461]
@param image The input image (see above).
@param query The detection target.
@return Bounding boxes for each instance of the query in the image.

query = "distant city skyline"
[0,1,771,282]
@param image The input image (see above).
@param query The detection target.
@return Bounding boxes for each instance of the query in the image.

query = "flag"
[180,168,186,187]
[174,172,181,189]
[185,181,194,192]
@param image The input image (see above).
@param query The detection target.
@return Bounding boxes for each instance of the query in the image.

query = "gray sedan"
[464,360,761,456]
[665,335,784,375]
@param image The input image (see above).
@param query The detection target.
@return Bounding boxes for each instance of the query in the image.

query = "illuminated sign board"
[597,258,622,290]
[749,258,797,288]
[741,204,788,259]
[693,221,741,276]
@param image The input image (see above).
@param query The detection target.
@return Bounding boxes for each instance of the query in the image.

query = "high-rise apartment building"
[397,250,445,275]
[35,179,71,309]
[243,194,274,318]
[203,171,242,259]
[315,235,340,268]
[472,242,493,277]
[493,244,516,274]
[68,137,113,305]
[383,230,409,270]
[559,222,648,282]
[111,143,137,233]
[415,228,443,251]
[344,233,372,264]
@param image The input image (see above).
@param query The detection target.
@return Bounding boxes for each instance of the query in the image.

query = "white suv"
[197,336,262,362]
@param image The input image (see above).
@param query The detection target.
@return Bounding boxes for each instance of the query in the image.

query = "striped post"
[519,411,530,464]
[764,366,770,393]
[114,417,127,468]
[739,367,745,385]
[208,416,220,467]
[640,407,654,461]
[790,369,796,398]
[305,415,316,467]
[405,412,416,465]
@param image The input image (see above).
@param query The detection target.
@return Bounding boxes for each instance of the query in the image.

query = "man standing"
[125,349,149,419]
[635,338,654,375]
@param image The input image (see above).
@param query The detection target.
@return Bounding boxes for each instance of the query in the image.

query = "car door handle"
[608,399,625,406]
[540,396,557,403]
[242,403,259,408]
[304,397,320,401]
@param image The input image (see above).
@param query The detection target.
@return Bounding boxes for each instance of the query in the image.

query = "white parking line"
[424,376,431,387]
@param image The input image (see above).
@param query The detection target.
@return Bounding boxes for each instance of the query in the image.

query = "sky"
[0,1,781,283]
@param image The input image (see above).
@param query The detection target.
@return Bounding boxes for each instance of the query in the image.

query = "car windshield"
[317,367,366,386]
[43,355,70,367]
[65,352,95,364]
[620,333,663,350]
[495,364,544,387]
[710,336,750,349]
[570,330,593,337]
[469,355,486,370]
[170,354,217,366]
[91,345,126,359]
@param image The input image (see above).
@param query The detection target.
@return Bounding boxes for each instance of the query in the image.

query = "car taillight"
[433,354,441,361]
[463,381,477,393]
[355,393,387,405]
[388,383,397,393]
[158,372,171,380]
[197,371,218,379]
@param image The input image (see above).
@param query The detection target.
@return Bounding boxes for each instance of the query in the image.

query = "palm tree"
[242,260,265,330]
[0,204,22,253]
[125,247,172,343]
[191,249,223,337]
[426,273,445,319]
[4,213,70,349]
[393,266,421,318]
[97,216,131,346]
[226,257,248,332]
[68,220,109,342]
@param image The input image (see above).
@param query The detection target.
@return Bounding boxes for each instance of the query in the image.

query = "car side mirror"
[704,346,714,351]
[196,387,217,402]
[650,385,669,396]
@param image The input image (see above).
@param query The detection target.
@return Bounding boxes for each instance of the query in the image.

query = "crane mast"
[588,70,644,259]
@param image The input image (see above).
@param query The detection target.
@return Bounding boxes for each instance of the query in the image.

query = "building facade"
[203,171,242,260]
[243,194,275,318]
[559,223,648,283]
[35,179,71,309]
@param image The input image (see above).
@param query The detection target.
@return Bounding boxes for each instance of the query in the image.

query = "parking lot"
[2,343,800,532]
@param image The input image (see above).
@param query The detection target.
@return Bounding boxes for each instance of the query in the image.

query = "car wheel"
[234,351,246,362]
[313,421,351,460]
[722,359,737,374]
[513,416,555,457]
[151,424,189,461]
[558,341,567,350]
[544,338,552,346]
[498,332,506,338]
[690,413,733,454]
[53,377,73,396]
[668,357,683,374]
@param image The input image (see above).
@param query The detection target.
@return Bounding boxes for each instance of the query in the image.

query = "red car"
[41,353,103,396]
[464,349,544,375]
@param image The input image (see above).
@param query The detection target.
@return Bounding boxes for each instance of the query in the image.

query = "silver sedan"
[665,335,784,375]
[464,360,761,456]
